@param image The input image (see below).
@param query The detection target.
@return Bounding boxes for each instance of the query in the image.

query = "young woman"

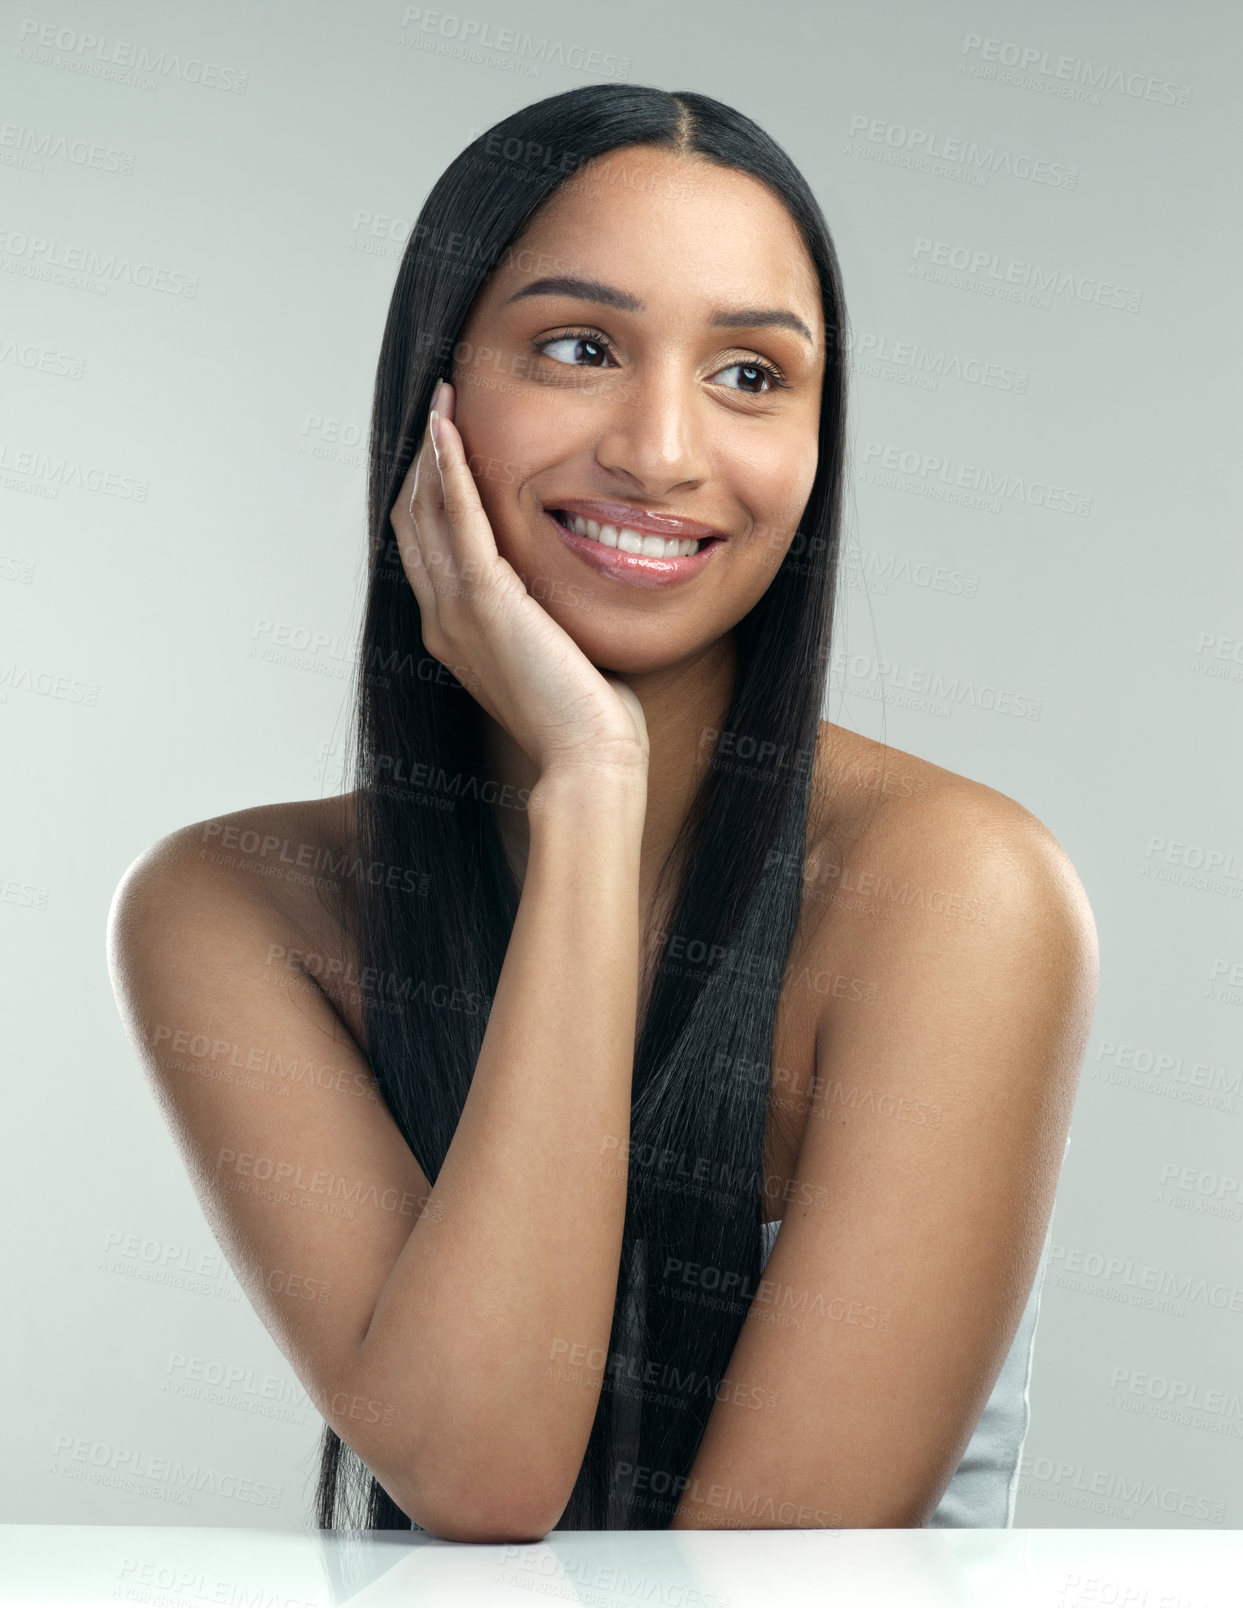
[107,84,1097,1539]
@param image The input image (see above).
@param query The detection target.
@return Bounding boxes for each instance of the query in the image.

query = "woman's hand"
[390,380,650,781]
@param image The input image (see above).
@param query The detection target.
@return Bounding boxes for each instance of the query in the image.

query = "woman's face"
[447,145,827,675]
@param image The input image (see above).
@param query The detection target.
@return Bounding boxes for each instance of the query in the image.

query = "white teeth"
[566,512,699,558]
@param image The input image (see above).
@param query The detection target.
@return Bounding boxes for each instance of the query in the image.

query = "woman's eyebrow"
[504,275,815,346]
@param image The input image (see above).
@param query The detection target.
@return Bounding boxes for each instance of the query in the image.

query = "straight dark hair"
[314,82,852,1532]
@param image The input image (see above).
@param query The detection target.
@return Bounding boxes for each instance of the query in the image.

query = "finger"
[430,404,503,580]
[390,455,433,608]
[434,375,457,427]
[407,406,445,520]
[399,410,446,535]
[391,411,450,609]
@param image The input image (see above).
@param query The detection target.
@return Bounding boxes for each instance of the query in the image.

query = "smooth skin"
[433,150,825,919]
[107,146,1098,1538]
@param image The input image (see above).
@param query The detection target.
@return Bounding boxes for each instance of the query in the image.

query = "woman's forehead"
[493,158,823,344]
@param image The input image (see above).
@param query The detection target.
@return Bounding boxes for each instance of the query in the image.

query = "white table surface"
[1,1525,1240,1606]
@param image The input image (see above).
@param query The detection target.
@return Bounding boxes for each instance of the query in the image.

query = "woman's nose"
[590,371,712,495]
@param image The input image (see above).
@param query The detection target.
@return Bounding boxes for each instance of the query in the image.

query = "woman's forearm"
[354,761,647,1538]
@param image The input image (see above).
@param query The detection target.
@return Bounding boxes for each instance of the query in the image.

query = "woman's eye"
[714,361,780,395]
[536,335,785,394]
[539,335,613,368]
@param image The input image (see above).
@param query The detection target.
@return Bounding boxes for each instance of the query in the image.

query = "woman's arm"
[109,766,646,1544]
[354,761,647,1537]
[667,783,1098,1529]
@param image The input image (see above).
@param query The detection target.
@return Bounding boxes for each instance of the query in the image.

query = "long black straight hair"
[314,82,851,1532]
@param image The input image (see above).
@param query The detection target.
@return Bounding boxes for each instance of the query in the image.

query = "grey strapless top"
[604,1134,1067,1529]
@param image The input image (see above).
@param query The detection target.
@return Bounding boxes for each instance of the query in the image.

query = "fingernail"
[430,409,440,447]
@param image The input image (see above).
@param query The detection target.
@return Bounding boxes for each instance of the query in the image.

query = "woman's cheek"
[768,439,818,531]
[749,477,814,557]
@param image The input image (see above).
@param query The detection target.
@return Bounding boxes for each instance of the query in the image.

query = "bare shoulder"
[808,720,1098,949]
[109,791,366,1042]
[674,728,1100,1528]
[114,792,360,924]
[105,793,437,1505]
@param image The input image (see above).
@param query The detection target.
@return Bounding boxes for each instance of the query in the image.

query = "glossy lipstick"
[542,501,726,589]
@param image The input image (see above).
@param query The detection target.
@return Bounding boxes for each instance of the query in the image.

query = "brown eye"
[536,332,615,368]
[712,359,788,394]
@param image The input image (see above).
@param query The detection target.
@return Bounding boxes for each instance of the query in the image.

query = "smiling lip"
[543,498,728,542]
[544,509,724,589]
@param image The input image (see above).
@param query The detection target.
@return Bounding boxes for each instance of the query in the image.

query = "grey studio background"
[2,0,1239,1531]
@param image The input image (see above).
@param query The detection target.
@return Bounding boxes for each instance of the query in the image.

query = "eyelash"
[533,326,792,393]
